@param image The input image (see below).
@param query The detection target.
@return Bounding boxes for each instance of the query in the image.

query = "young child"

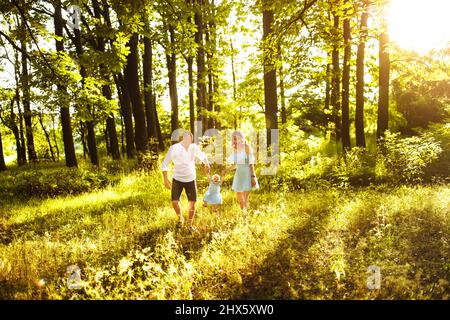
[202,174,222,212]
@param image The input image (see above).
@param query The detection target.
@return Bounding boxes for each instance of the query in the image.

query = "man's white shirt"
[161,142,208,182]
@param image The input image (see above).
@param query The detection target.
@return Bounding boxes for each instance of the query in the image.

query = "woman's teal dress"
[227,149,259,192]
[203,180,223,204]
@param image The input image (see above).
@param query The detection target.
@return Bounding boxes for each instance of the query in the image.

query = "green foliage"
[0,164,112,198]
[377,131,443,184]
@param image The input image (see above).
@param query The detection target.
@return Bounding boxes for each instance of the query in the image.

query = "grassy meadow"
[0,145,448,299]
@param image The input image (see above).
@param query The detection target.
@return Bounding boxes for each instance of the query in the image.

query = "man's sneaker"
[188,225,198,234]
[176,221,183,230]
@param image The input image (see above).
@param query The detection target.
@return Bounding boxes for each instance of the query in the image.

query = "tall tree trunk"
[195,0,207,129]
[20,24,37,162]
[93,0,120,161]
[79,122,88,159]
[230,38,238,129]
[331,16,341,143]
[124,33,148,155]
[38,112,56,162]
[355,0,368,148]
[187,56,195,133]
[166,25,179,133]
[263,3,278,147]
[17,99,27,164]
[143,35,157,148]
[377,29,390,140]
[341,0,351,152]
[54,0,77,167]
[51,114,60,160]
[73,26,99,165]
[0,131,6,171]
[115,73,136,158]
[279,54,287,124]
[324,60,331,130]
[153,94,164,151]
[206,24,214,129]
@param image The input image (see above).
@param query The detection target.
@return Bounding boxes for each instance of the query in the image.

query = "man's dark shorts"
[171,179,197,202]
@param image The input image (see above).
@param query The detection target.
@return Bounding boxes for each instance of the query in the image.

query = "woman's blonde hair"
[231,130,246,150]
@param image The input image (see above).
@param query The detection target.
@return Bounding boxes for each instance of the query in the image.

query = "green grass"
[0,166,448,299]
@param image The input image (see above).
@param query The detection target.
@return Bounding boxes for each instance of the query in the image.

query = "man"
[162,131,210,231]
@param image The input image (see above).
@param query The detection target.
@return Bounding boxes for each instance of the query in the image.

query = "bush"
[0,166,110,199]
[377,131,443,183]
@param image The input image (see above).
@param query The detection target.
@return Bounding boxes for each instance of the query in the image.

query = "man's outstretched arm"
[161,147,173,189]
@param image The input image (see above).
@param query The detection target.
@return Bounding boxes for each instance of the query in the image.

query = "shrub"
[377,131,443,183]
[0,167,110,198]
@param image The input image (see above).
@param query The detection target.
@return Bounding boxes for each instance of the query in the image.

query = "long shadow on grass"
[229,206,334,299]
[0,192,147,246]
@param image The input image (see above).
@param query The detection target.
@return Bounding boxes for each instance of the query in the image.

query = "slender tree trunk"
[166,26,179,133]
[73,26,99,165]
[230,38,238,129]
[279,56,287,124]
[17,100,27,164]
[341,0,351,152]
[355,0,368,148]
[377,29,390,140]
[54,0,77,167]
[93,0,120,161]
[324,60,331,130]
[331,13,341,143]
[153,94,164,151]
[195,0,207,129]
[186,56,195,133]
[79,122,88,159]
[51,114,60,160]
[0,131,6,171]
[143,35,157,147]
[116,73,136,158]
[38,112,55,161]
[263,4,278,147]
[206,24,214,129]
[124,33,148,155]
[20,24,37,162]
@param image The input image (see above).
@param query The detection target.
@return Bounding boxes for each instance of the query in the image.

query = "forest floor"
[0,168,449,299]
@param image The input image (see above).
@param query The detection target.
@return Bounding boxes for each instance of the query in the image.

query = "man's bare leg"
[172,201,184,224]
[188,201,196,227]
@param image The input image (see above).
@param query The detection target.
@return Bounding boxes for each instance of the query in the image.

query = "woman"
[224,131,259,210]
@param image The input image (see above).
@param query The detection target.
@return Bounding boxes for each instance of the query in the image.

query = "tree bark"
[54,0,77,167]
[17,96,27,164]
[20,23,37,162]
[143,35,157,147]
[331,13,341,142]
[124,33,148,155]
[0,131,6,171]
[73,25,99,165]
[115,73,136,158]
[38,112,56,162]
[355,0,368,148]
[341,0,351,152]
[195,0,207,129]
[166,25,179,133]
[263,4,278,147]
[93,0,120,161]
[377,30,390,139]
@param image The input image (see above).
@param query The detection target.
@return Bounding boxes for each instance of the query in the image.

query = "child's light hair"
[212,174,221,182]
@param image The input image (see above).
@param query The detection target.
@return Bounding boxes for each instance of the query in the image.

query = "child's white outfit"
[203,179,222,205]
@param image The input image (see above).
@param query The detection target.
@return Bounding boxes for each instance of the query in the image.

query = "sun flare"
[387,0,450,53]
